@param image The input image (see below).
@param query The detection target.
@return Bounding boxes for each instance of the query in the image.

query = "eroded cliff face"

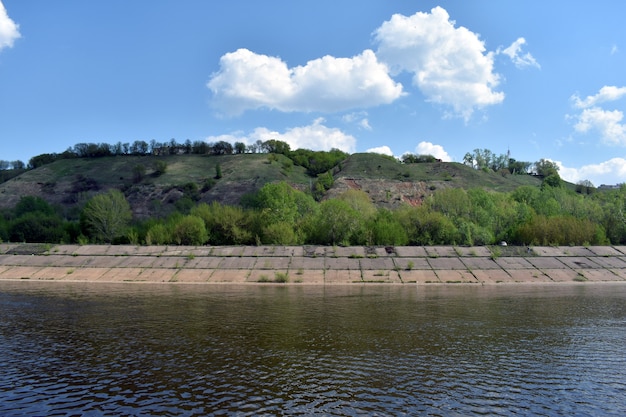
[324,178,450,209]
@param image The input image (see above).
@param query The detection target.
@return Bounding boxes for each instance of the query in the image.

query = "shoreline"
[1,243,626,285]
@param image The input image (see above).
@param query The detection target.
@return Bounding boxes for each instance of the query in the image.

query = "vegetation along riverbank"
[2,142,626,248]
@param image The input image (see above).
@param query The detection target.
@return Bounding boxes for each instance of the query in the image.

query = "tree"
[534,158,559,177]
[171,215,208,245]
[82,189,132,243]
[234,142,247,154]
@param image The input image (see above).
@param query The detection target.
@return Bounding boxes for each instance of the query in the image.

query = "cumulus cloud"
[207,48,404,116]
[0,1,20,51]
[373,7,504,121]
[205,118,356,153]
[366,146,393,156]
[414,141,452,162]
[574,107,626,145]
[571,86,626,109]
[556,158,626,186]
[498,37,540,69]
[570,86,626,145]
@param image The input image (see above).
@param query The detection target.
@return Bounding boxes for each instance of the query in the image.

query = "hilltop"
[0,152,543,218]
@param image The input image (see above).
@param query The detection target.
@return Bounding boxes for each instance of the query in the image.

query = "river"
[1,282,625,416]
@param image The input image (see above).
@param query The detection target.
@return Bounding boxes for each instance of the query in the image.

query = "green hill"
[0,152,544,218]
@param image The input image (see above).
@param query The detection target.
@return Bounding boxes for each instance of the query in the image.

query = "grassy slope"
[337,153,542,193]
[0,152,546,216]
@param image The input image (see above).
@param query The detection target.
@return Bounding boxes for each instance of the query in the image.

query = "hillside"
[0,152,544,218]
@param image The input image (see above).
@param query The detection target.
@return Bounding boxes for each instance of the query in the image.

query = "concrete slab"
[362,270,402,283]
[506,269,552,282]
[427,257,467,270]
[210,270,248,283]
[398,269,439,284]
[562,246,596,257]
[541,269,580,282]
[176,269,215,282]
[454,246,492,257]
[495,257,534,269]
[64,268,111,281]
[575,269,623,282]
[435,270,479,283]
[471,269,514,284]
[392,257,431,270]
[211,246,244,257]
[586,256,626,269]
[150,257,185,268]
[289,257,326,270]
[527,257,569,269]
[424,246,458,257]
[291,270,325,284]
[325,257,361,270]
[461,257,501,270]
[394,246,428,257]
[613,246,626,256]
[532,246,567,256]
[114,256,156,268]
[587,246,624,256]
[184,257,223,269]
[254,257,291,269]
[217,257,258,269]
[30,267,74,280]
[324,269,360,284]
[359,257,396,270]
[136,268,179,282]
[608,269,626,281]
[334,246,365,258]
[556,257,602,269]
[0,266,40,279]
[99,268,145,282]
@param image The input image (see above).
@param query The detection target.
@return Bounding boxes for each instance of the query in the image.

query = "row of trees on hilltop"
[2,175,626,246]
[23,138,349,177]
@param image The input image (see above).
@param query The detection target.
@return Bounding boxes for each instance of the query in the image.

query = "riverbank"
[1,243,626,285]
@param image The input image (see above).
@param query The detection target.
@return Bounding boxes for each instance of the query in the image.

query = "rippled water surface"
[1,282,625,416]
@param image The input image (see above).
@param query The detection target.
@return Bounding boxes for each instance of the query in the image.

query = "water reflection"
[1,282,625,415]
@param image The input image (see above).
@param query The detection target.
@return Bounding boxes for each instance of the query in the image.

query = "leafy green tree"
[367,209,409,245]
[534,158,559,177]
[82,189,132,243]
[396,205,457,245]
[308,199,361,245]
[9,213,68,243]
[191,202,257,245]
[145,223,171,245]
[13,196,56,217]
[171,215,208,245]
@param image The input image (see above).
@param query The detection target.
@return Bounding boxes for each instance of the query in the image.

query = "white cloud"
[570,86,626,145]
[206,118,356,153]
[0,1,20,51]
[414,141,452,161]
[207,48,404,116]
[556,158,626,186]
[571,86,626,109]
[611,44,619,55]
[366,146,393,156]
[373,7,504,121]
[499,37,540,69]
[574,107,626,145]
[342,111,372,130]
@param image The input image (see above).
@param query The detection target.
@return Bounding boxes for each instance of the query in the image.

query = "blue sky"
[1,1,626,186]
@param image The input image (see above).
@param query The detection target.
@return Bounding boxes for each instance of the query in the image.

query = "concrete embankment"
[1,243,626,285]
